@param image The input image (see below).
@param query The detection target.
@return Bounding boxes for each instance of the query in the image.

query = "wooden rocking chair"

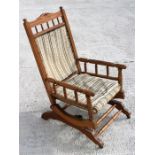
[23,7,130,148]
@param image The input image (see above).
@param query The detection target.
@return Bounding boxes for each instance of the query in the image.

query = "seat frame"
[23,7,131,148]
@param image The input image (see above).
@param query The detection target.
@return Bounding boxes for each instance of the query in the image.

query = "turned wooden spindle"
[40,24,44,30]
[53,83,57,94]
[63,87,67,99]
[95,64,98,74]
[74,91,78,102]
[46,22,50,28]
[118,68,123,92]
[106,66,109,77]
[84,62,87,73]
[35,26,38,33]
[86,95,93,121]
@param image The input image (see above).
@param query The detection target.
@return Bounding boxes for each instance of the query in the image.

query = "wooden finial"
[60,6,63,10]
[23,18,27,23]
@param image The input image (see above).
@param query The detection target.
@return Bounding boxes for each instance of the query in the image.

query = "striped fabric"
[35,26,77,81]
[56,73,120,113]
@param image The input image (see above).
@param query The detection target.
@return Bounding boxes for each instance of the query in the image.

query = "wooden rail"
[82,72,119,81]
[29,11,62,27]
[96,104,116,126]
[46,77,95,96]
[34,23,65,38]
[77,58,126,69]
[95,110,122,137]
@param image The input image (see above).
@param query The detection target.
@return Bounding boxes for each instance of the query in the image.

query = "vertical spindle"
[57,17,60,24]
[63,87,67,98]
[86,95,93,121]
[53,83,57,94]
[74,91,78,102]
[52,19,55,26]
[47,22,50,28]
[41,24,44,30]
[106,66,109,76]
[84,62,87,73]
[35,26,38,33]
[118,68,123,92]
[95,64,98,75]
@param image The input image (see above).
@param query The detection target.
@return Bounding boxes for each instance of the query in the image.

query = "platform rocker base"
[41,100,131,149]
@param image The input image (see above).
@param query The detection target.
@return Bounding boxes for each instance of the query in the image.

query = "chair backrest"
[23,7,80,81]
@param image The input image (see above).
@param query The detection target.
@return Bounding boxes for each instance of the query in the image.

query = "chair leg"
[108,100,131,119]
[41,109,104,148]
[80,128,104,148]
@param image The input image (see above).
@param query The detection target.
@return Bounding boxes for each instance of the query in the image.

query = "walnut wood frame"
[23,7,131,148]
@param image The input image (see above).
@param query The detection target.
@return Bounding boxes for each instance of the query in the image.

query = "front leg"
[80,128,104,148]
[108,100,131,119]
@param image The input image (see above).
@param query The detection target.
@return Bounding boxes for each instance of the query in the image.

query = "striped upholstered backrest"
[35,26,77,81]
[25,10,78,81]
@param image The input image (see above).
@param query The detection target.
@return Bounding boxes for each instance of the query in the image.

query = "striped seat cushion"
[35,26,77,81]
[56,73,120,113]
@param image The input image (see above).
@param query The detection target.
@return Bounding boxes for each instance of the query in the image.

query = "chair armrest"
[77,57,126,69]
[77,57,126,93]
[46,77,95,121]
[45,78,95,96]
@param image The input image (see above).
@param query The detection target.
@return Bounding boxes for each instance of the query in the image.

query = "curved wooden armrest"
[45,77,95,96]
[77,57,126,69]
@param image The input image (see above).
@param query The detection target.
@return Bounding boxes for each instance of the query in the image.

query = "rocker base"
[41,107,104,148]
[41,101,131,149]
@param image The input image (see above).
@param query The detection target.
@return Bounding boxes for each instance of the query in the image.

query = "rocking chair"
[23,7,130,148]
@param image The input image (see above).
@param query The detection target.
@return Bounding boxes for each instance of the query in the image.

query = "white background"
[135,0,155,154]
[0,0,155,154]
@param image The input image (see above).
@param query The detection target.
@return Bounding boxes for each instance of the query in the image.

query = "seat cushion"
[56,73,120,113]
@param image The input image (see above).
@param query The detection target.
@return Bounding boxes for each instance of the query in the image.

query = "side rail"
[45,78,95,120]
[77,57,126,92]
